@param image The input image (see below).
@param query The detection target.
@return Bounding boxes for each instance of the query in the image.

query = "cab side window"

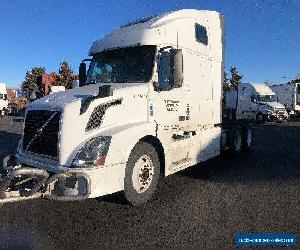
[195,23,208,46]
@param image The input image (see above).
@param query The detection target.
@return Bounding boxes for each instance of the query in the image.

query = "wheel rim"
[235,132,242,152]
[132,155,154,193]
[246,129,252,147]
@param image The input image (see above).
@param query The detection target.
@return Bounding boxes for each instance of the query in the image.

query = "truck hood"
[28,82,149,110]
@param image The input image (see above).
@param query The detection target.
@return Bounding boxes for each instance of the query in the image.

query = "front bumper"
[0,165,91,201]
[43,172,91,201]
[1,154,125,202]
[267,112,289,121]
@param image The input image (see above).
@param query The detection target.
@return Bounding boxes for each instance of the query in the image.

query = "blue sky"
[0,0,299,88]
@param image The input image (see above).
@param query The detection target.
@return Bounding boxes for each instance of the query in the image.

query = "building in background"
[7,87,28,115]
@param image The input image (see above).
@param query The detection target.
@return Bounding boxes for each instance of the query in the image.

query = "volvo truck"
[270,82,300,115]
[0,9,253,206]
[224,83,289,123]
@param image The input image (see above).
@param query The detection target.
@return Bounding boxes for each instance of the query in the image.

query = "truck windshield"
[257,95,277,102]
[86,45,156,84]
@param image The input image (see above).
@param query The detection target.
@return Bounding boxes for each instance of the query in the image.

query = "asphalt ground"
[0,115,299,249]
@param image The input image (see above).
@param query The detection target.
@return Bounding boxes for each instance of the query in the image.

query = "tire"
[229,128,242,155]
[242,127,253,151]
[124,141,160,206]
[256,112,265,124]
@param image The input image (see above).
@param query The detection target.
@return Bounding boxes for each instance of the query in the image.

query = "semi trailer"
[270,82,300,115]
[0,9,253,206]
[224,83,289,123]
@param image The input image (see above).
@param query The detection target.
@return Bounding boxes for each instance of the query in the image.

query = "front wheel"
[124,141,160,206]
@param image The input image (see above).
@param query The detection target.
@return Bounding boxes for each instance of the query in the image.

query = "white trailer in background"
[1,9,253,206]
[270,82,300,115]
[224,83,289,123]
[49,85,66,94]
[0,83,8,116]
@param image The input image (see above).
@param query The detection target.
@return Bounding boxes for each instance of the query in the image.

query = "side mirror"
[79,62,87,87]
[170,49,183,88]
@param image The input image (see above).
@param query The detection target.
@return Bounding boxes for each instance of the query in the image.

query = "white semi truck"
[0,9,253,205]
[224,83,289,123]
[270,82,300,115]
[0,83,8,116]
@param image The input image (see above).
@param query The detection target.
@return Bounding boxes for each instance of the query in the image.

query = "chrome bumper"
[0,155,91,203]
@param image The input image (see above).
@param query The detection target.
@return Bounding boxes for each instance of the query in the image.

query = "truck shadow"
[178,124,300,183]
[100,191,129,205]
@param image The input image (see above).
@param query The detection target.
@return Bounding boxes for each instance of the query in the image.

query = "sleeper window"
[195,23,208,45]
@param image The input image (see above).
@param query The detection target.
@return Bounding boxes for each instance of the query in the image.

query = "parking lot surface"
[0,116,298,248]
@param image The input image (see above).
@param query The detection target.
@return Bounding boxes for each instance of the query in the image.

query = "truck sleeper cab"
[0,9,252,206]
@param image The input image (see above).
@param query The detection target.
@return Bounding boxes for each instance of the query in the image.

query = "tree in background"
[223,71,230,91]
[56,60,78,89]
[291,73,300,83]
[21,67,46,100]
[229,67,243,91]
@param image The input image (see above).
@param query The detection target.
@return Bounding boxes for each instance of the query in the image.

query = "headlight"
[72,136,111,168]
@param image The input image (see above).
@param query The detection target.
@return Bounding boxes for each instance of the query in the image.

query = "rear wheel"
[124,142,160,206]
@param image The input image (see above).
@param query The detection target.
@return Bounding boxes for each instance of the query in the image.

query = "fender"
[105,121,158,166]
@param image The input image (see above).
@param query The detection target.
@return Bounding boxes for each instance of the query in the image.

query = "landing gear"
[222,125,253,155]
[242,127,253,151]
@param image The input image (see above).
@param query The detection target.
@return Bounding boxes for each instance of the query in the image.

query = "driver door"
[150,49,191,175]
